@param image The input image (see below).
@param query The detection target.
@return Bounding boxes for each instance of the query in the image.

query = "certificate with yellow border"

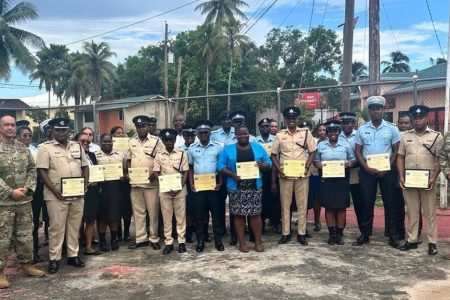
[159,173,182,193]
[103,163,123,181]
[236,161,259,179]
[194,173,216,192]
[322,161,345,178]
[366,154,391,171]
[128,167,149,185]
[61,177,85,197]
[89,165,104,183]
[283,160,305,178]
[405,170,430,189]
[112,137,129,153]
[262,144,272,156]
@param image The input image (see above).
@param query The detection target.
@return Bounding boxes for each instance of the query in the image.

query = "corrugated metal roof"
[96,102,136,111]
[0,99,30,110]
[95,94,165,111]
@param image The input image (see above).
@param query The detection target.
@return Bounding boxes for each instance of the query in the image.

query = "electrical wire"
[362,0,368,64]
[242,0,278,35]
[424,0,445,58]
[297,0,316,92]
[380,0,399,51]
[320,0,329,26]
[278,0,302,28]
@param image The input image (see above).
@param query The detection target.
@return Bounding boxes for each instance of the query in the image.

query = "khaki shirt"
[127,134,163,188]
[36,140,89,201]
[398,127,443,170]
[95,149,125,166]
[0,140,37,206]
[153,148,189,198]
[271,128,317,175]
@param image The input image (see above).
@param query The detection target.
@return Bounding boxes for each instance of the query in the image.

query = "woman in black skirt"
[95,134,126,251]
[79,134,101,255]
[313,121,355,245]
[218,126,272,253]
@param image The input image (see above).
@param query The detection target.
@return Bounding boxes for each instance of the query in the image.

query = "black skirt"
[83,186,99,222]
[98,181,122,221]
[319,176,350,209]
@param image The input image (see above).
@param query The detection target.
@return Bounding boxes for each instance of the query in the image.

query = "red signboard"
[294,92,321,110]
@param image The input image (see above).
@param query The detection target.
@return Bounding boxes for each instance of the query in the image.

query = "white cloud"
[412,21,448,32]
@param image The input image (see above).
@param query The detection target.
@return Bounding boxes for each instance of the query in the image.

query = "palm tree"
[195,23,221,119]
[0,1,44,80]
[81,41,117,102]
[223,19,250,110]
[195,0,248,27]
[381,51,411,73]
[429,57,447,65]
[30,44,69,109]
[352,61,367,81]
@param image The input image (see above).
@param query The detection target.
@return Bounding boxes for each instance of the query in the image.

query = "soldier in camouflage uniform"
[0,115,45,289]
[440,131,450,259]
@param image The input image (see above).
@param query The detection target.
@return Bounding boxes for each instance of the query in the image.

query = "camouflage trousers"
[0,202,33,270]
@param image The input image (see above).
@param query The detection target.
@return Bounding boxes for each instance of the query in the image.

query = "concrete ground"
[1,207,450,300]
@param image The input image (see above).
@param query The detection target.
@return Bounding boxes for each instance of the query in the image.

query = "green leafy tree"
[25,109,48,124]
[195,0,248,27]
[0,0,44,80]
[381,51,411,73]
[429,57,447,65]
[351,61,367,81]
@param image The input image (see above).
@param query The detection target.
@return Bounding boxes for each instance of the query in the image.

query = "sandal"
[84,249,101,255]
[255,244,264,252]
[238,244,249,253]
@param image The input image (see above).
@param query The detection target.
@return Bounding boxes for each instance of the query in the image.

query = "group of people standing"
[1,94,450,289]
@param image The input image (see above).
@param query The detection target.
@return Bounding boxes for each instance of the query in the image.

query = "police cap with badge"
[228,111,247,122]
[195,120,214,133]
[324,120,341,132]
[49,118,70,129]
[258,118,272,127]
[16,120,30,128]
[299,120,312,129]
[365,96,385,108]
[40,119,52,133]
[182,124,196,136]
[132,115,152,127]
[409,105,429,118]
[339,112,356,123]
[282,106,301,118]
[159,128,178,140]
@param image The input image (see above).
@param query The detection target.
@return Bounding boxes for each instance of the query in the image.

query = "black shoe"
[305,230,312,238]
[196,241,205,252]
[314,222,321,232]
[33,252,43,264]
[389,239,401,249]
[229,235,237,246]
[117,235,123,242]
[128,241,150,249]
[100,240,110,252]
[150,242,161,250]
[67,257,85,268]
[297,235,308,246]
[278,235,291,244]
[43,239,49,246]
[327,227,336,245]
[178,243,187,253]
[417,234,423,245]
[48,260,59,274]
[111,239,119,251]
[428,243,438,255]
[399,241,418,251]
[163,245,174,254]
[215,241,225,251]
[335,228,344,245]
[92,238,99,245]
[186,236,194,243]
[352,235,369,246]
[273,225,281,234]
[123,234,131,242]
[204,235,212,243]
[84,249,101,255]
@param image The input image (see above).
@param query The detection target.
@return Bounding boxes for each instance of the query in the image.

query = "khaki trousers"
[160,196,186,245]
[130,187,160,243]
[403,187,437,243]
[46,199,84,261]
[279,177,309,235]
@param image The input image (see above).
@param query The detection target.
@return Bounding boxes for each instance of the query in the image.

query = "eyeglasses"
[82,132,94,136]
[260,125,269,128]
[198,131,209,135]
[80,140,90,144]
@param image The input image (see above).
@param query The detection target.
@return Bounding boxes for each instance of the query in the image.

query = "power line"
[64,0,200,46]
[278,0,302,28]
[424,0,445,58]
[362,0,368,64]
[242,0,278,35]
[320,0,329,26]
[297,0,316,92]
[380,0,399,51]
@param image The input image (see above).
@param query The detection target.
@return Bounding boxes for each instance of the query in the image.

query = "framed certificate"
[194,173,216,192]
[128,167,149,185]
[61,177,85,198]
[159,173,182,193]
[262,144,272,156]
[366,153,391,171]
[283,160,305,178]
[103,163,123,181]
[322,161,345,178]
[405,169,430,189]
[89,165,105,183]
[236,161,259,179]
[112,137,129,153]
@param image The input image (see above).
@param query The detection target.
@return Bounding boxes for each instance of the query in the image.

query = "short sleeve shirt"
[187,141,223,174]
[354,120,401,159]
[316,140,354,161]
[153,148,189,198]
[271,127,317,164]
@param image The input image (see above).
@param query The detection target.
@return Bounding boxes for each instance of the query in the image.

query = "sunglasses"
[198,131,209,135]
[260,124,269,128]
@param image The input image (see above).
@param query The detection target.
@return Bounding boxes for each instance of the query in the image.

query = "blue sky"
[2,0,448,99]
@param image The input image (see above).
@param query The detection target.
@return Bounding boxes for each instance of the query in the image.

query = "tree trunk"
[206,65,210,120]
[47,89,51,116]
[183,78,190,120]
[74,95,83,132]
[227,51,233,111]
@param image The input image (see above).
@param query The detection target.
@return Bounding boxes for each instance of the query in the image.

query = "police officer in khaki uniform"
[397,105,443,255]
[36,118,89,274]
[0,115,45,288]
[271,106,317,245]
[152,129,189,254]
[127,115,163,250]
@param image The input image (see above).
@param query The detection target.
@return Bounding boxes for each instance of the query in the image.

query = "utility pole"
[164,21,169,127]
[368,0,380,96]
[341,0,355,111]
[174,56,183,114]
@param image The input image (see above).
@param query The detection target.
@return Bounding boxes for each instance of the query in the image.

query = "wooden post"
[341,0,355,111]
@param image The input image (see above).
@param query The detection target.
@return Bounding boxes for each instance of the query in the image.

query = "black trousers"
[350,183,363,230]
[192,190,224,242]
[358,168,401,239]
[261,172,281,227]
[31,181,49,252]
